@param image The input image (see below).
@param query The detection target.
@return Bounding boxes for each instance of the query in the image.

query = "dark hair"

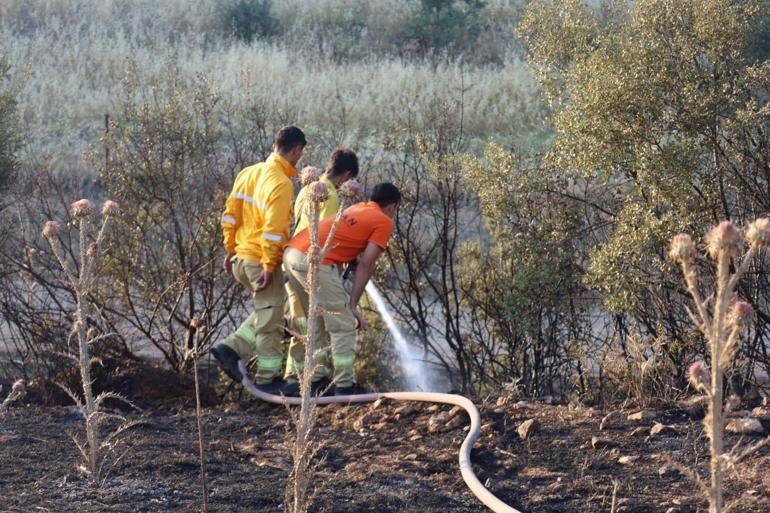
[370,182,401,208]
[274,126,306,153]
[327,147,359,178]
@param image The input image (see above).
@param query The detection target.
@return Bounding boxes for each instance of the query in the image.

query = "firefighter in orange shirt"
[282,183,400,396]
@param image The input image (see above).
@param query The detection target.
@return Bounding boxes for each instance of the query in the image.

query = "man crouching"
[282,183,400,396]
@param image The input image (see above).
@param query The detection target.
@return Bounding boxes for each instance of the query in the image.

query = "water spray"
[365,281,431,392]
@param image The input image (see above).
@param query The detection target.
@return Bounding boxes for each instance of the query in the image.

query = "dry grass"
[191,319,209,513]
[600,332,683,407]
[0,0,545,169]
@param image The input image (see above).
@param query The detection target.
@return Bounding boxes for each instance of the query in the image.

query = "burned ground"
[1,377,768,513]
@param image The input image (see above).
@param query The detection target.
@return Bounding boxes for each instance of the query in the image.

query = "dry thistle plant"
[42,199,137,485]
[670,219,770,513]
[190,317,209,513]
[285,174,363,513]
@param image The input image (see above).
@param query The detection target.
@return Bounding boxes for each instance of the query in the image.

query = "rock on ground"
[592,436,614,449]
[599,411,624,431]
[627,410,658,422]
[517,418,539,439]
[726,418,765,435]
[649,423,675,437]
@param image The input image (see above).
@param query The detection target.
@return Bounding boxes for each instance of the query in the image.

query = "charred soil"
[1,379,768,513]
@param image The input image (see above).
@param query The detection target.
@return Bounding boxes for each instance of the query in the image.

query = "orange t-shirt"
[288,201,394,265]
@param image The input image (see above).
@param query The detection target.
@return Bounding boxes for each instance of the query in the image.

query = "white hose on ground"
[237,360,522,513]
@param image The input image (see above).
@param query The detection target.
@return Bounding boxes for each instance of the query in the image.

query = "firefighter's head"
[370,182,401,218]
[326,147,359,186]
[273,126,307,167]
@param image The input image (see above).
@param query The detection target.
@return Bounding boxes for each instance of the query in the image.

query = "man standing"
[282,183,400,396]
[213,126,306,393]
[284,148,360,388]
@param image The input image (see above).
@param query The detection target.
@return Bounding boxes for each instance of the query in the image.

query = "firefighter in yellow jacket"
[212,126,306,393]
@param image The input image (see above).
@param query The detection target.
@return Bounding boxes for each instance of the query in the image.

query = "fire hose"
[237,360,522,513]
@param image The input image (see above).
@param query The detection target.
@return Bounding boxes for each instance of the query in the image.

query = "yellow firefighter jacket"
[292,175,339,236]
[221,152,298,272]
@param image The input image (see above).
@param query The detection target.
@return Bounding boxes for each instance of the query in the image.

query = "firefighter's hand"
[254,269,273,292]
[350,304,367,331]
[223,253,234,276]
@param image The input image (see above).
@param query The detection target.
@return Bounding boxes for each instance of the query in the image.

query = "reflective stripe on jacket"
[221,152,297,272]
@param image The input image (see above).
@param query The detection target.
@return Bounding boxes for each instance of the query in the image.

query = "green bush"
[218,0,278,42]
[747,11,770,62]
[519,0,770,383]
[408,0,486,58]
[95,67,249,372]
[0,58,19,195]
[460,143,587,396]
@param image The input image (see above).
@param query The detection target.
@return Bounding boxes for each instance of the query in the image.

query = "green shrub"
[520,0,770,384]
[408,0,486,57]
[0,58,19,195]
[460,143,588,396]
[747,11,770,62]
[218,0,278,42]
[95,68,248,372]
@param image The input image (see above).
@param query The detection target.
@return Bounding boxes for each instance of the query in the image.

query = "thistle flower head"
[730,300,754,330]
[70,199,94,219]
[688,361,710,391]
[705,221,742,259]
[308,181,329,203]
[338,179,364,201]
[102,200,119,217]
[668,233,696,263]
[42,221,62,239]
[299,166,320,187]
[746,218,770,248]
[11,379,25,395]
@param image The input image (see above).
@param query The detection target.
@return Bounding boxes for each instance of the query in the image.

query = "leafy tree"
[519,0,770,380]
[409,0,486,57]
[746,9,770,62]
[219,0,278,43]
[460,144,589,395]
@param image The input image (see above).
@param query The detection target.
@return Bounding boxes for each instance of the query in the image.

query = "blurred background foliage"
[0,0,769,405]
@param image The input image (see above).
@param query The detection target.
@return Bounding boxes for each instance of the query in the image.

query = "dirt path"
[0,397,768,512]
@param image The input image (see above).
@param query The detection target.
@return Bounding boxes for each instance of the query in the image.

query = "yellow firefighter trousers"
[222,257,285,384]
[282,248,358,387]
[283,280,332,382]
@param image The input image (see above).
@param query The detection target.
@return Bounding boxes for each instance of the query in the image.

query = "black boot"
[311,377,333,396]
[333,384,370,396]
[281,377,332,397]
[211,343,243,382]
[280,380,301,396]
[254,377,287,395]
